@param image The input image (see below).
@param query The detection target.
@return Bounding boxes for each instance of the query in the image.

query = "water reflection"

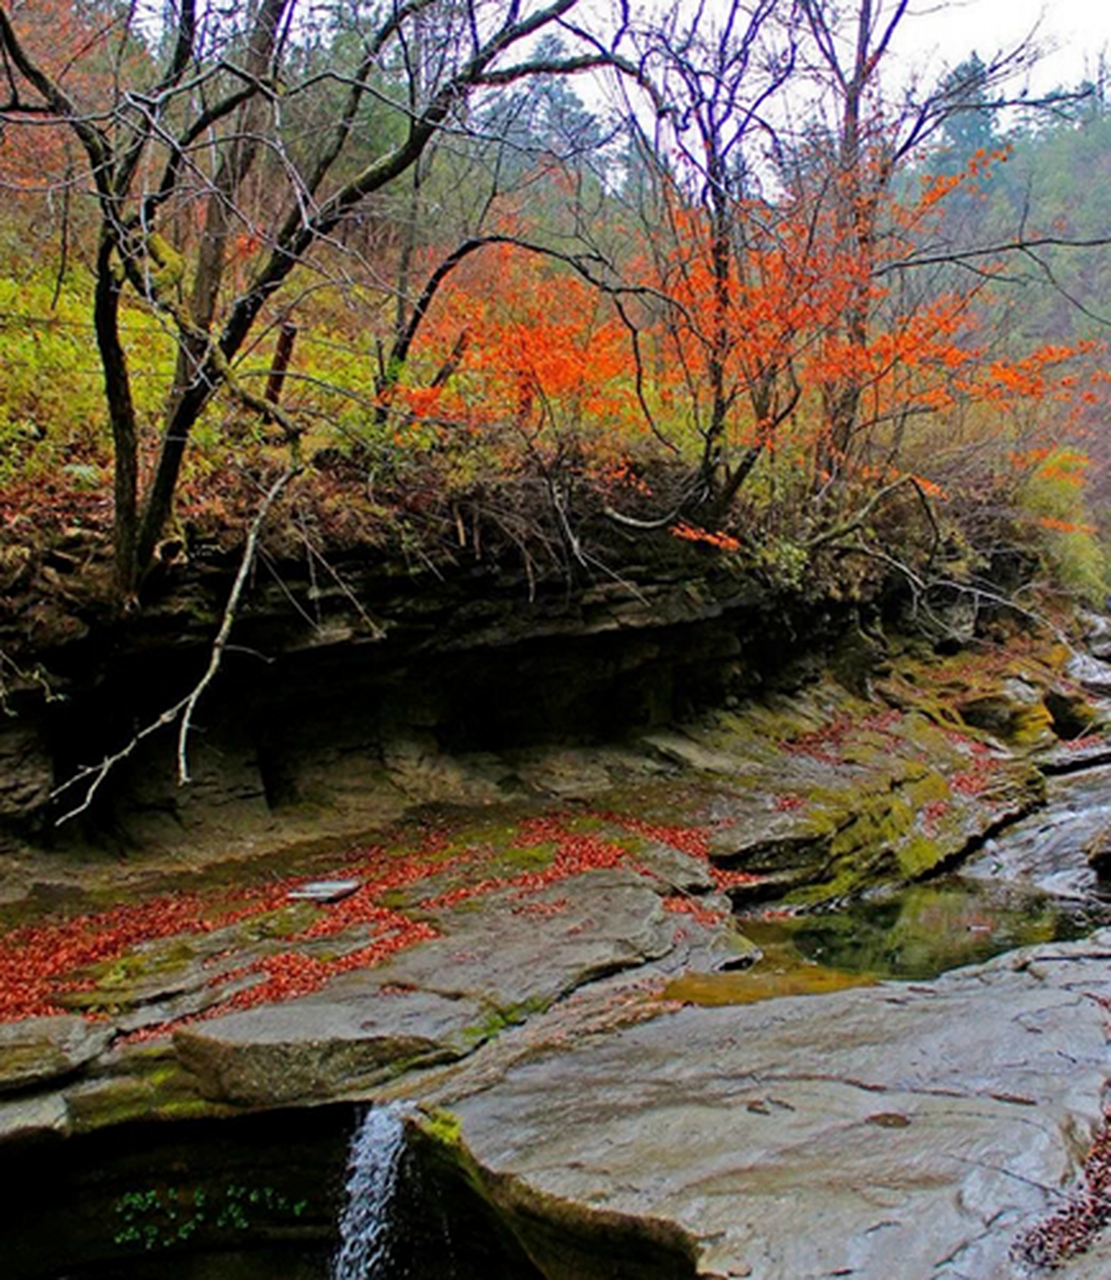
[776,878,1105,980]
[666,878,1108,1007]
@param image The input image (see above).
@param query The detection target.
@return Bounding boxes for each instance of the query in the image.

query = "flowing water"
[332,1106,407,1280]
[11,759,1111,1278]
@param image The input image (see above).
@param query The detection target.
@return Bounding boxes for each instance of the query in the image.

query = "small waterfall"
[332,1105,407,1279]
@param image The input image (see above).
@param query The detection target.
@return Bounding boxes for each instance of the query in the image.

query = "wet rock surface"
[965,764,1111,900]
[174,869,682,1107]
[0,1015,112,1093]
[402,931,1111,1280]
[2,634,1111,1277]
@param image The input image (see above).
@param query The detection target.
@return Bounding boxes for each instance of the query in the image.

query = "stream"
[664,763,1111,1010]
[9,757,1111,1280]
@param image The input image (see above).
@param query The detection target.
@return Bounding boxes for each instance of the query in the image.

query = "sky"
[894,1,1111,93]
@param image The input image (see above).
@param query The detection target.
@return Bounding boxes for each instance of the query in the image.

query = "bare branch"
[177,464,300,782]
[51,465,302,823]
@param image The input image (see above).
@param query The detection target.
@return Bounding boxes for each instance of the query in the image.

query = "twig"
[51,696,190,825]
[50,465,300,822]
[177,464,301,782]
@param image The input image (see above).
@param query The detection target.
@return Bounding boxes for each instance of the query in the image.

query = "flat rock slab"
[174,869,680,1106]
[382,868,678,1006]
[432,932,1111,1280]
[0,1016,113,1094]
[175,983,486,1105]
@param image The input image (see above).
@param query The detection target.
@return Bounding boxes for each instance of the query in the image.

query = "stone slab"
[431,932,1111,1280]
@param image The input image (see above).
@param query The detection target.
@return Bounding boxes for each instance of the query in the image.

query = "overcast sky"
[894,1,1111,91]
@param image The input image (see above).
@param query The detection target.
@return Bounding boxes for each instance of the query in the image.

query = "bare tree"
[615,0,801,511]
[0,0,607,603]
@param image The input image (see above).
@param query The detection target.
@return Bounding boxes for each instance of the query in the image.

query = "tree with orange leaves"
[0,0,613,603]
[580,0,1102,601]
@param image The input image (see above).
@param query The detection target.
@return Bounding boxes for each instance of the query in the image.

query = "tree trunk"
[93,231,141,602]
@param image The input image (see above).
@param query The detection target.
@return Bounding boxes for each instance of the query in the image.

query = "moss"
[79,939,197,1002]
[840,735,898,767]
[896,834,944,878]
[1009,703,1056,748]
[491,843,558,872]
[378,887,412,909]
[905,769,951,808]
[784,777,941,904]
[144,232,185,296]
[902,710,969,754]
[66,1065,227,1133]
[417,816,561,881]
[462,995,553,1044]
[417,1106,463,1148]
[829,792,912,856]
[237,903,319,939]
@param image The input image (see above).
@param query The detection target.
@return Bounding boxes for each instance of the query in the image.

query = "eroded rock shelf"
[3,592,1111,1278]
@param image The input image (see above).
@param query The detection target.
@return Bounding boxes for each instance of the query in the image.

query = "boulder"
[419,932,1111,1280]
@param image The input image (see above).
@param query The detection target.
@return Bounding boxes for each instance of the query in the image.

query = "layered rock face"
[3,557,1111,1279]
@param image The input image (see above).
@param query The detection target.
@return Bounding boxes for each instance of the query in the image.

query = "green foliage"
[112,1180,309,1252]
[0,273,105,479]
[935,52,1000,164]
[0,268,177,483]
[1016,448,1108,604]
[752,537,810,591]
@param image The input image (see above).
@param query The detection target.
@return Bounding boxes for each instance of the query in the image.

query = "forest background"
[1,0,1110,630]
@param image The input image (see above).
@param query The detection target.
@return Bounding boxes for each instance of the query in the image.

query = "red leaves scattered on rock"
[0,886,290,1023]
[420,820,628,911]
[938,729,1006,798]
[782,713,855,765]
[1015,1110,1111,1268]
[945,729,994,756]
[217,920,440,1016]
[511,897,570,918]
[921,799,950,832]
[181,842,464,1024]
[783,708,903,766]
[773,794,806,812]
[709,866,767,891]
[589,811,710,859]
[0,807,730,1037]
[663,896,725,928]
[590,810,766,894]
[950,765,995,796]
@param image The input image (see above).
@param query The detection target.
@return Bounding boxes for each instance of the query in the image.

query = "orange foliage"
[0,0,141,192]
[671,521,742,552]
[400,240,634,456]
[384,150,1099,523]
